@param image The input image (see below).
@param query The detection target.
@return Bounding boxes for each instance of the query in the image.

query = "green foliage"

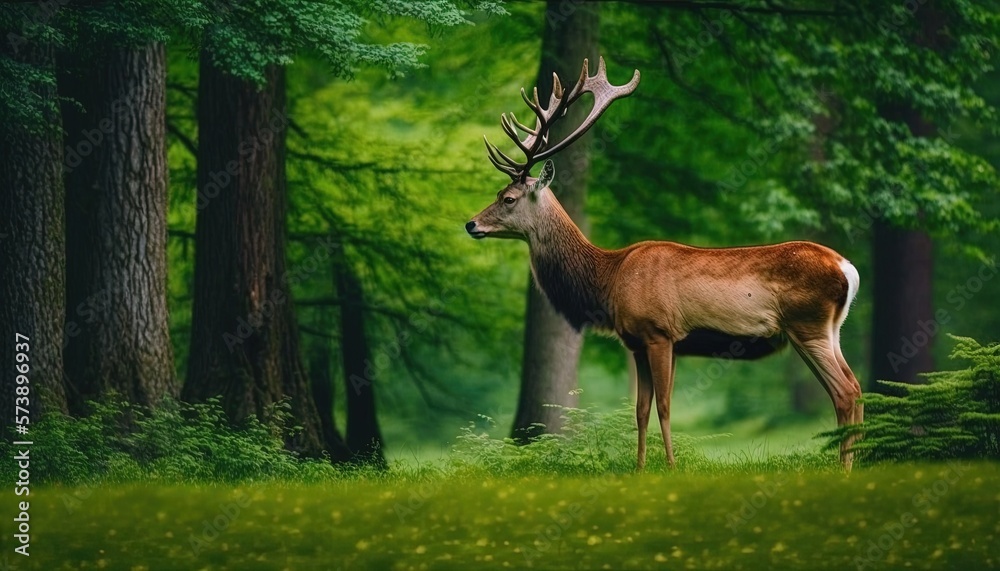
[450,403,837,477]
[0,49,60,133]
[8,396,838,487]
[1,0,507,127]
[824,335,1000,462]
[604,1,1000,243]
[0,396,340,485]
[190,0,506,83]
[0,5,64,133]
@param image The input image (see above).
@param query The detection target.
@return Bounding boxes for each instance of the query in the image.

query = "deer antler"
[484,56,640,182]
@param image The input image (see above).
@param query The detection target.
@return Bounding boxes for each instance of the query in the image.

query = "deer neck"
[526,192,615,331]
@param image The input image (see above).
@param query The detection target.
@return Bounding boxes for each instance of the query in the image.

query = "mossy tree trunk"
[0,39,69,425]
[59,40,176,411]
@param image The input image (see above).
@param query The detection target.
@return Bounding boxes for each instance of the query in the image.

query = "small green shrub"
[824,335,1000,463]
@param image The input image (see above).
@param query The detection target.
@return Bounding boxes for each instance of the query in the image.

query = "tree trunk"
[511,1,600,441]
[336,260,386,466]
[183,55,331,457]
[59,41,176,411]
[870,222,935,392]
[0,40,69,425]
[869,3,944,394]
[307,334,352,462]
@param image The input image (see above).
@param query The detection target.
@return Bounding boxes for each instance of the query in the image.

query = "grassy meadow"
[11,461,999,570]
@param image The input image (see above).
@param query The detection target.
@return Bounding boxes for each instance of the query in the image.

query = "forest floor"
[13,462,999,570]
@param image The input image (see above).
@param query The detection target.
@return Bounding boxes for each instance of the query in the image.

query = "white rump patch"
[838,259,860,327]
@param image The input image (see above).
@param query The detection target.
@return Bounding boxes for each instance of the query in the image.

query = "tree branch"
[168,228,196,240]
[167,81,197,100]
[288,149,476,175]
[166,120,198,157]
[648,23,759,131]
[299,324,340,340]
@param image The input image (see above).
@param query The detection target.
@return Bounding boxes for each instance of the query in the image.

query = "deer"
[465,57,864,471]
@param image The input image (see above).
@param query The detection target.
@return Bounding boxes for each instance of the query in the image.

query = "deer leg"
[633,351,653,471]
[787,327,861,470]
[832,336,864,426]
[648,342,677,468]
[833,342,864,460]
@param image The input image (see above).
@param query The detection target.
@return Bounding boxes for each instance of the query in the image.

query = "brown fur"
[468,179,863,470]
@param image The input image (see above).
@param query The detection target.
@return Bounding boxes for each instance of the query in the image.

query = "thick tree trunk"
[184,55,331,457]
[511,2,600,440]
[0,40,69,424]
[60,41,176,411]
[336,260,386,466]
[870,222,935,391]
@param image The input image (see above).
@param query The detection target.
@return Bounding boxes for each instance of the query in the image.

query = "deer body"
[468,57,863,470]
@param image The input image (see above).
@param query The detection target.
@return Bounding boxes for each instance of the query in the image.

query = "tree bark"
[59,41,176,411]
[183,54,332,457]
[0,40,69,425]
[336,260,386,466]
[511,2,600,440]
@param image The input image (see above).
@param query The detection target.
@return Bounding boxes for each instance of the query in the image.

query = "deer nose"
[465,221,477,232]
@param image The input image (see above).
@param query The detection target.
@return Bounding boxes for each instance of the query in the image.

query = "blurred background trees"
[1,0,998,462]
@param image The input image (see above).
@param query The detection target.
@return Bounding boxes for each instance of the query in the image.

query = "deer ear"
[530,159,555,193]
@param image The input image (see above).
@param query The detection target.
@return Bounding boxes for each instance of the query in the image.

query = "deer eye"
[503,196,516,205]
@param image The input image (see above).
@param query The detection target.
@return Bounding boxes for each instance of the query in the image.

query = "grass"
[9,462,998,570]
[8,390,999,570]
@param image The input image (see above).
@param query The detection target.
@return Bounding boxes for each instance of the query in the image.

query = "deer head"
[465,57,640,241]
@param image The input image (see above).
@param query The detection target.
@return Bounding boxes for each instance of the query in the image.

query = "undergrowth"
[824,335,1000,463]
[448,403,837,477]
[1,393,838,487]
[17,335,1000,488]
[1,396,343,485]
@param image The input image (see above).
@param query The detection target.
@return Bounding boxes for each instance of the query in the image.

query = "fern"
[822,335,1000,463]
